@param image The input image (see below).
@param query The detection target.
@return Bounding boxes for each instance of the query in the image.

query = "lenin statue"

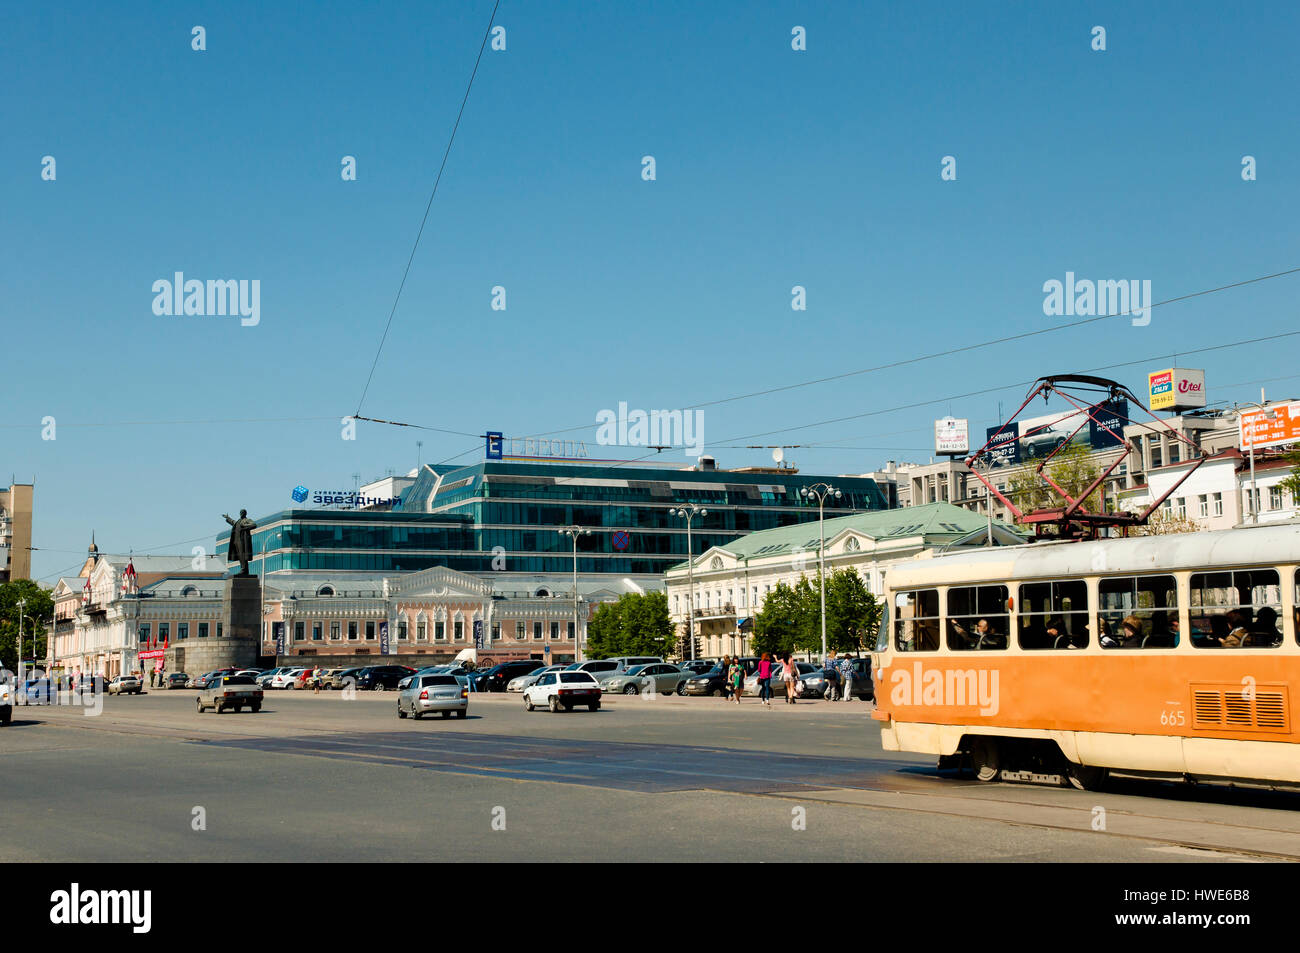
[223,509,258,576]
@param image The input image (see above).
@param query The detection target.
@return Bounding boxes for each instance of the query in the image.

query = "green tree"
[584,591,675,659]
[1277,450,1300,506]
[1005,442,1103,513]
[751,580,811,656]
[0,579,54,671]
[822,568,881,652]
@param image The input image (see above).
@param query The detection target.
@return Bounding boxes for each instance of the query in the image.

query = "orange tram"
[871,522,1300,791]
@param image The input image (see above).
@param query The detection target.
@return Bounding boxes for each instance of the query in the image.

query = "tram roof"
[888,520,1300,587]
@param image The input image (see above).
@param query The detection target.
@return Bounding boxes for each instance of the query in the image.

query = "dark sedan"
[355,665,417,691]
[680,667,730,697]
[476,659,546,693]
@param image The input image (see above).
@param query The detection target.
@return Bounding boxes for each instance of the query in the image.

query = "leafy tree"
[1134,508,1203,536]
[1277,450,1300,506]
[1005,442,1103,513]
[584,591,674,659]
[822,568,882,652]
[751,581,810,656]
[0,579,54,671]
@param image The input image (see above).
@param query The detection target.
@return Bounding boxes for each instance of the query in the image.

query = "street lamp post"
[671,504,708,661]
[800,483,841,661]
[15,597,26,682]
[557,526,590,662]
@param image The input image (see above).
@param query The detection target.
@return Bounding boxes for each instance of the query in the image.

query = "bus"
[871,522,1300,790]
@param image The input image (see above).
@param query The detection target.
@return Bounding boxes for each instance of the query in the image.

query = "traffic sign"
[612,530,630,551]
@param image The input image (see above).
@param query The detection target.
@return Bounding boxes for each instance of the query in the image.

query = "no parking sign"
[612,530,630,551]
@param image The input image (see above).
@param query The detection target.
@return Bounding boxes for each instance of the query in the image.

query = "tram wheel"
[969,737,1001,782]
[1064,762,1108,791]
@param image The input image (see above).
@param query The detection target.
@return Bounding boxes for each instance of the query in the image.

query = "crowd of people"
[714,650,864,707]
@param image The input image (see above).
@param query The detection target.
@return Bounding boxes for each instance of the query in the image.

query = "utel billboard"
[982,399,1128,465]
[1148,368,1206,412]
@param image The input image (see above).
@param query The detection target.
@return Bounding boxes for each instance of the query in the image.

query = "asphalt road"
[3,689,1297,862]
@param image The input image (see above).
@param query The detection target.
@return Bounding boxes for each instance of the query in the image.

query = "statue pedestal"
[171,576,260,675]
[224,575,262,644]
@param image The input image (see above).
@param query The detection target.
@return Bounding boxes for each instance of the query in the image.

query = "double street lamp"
[671,504,707,660]
[800,483,841,660]
[557,525,590,662]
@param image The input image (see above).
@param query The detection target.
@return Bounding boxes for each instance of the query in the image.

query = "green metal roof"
[673,502,1025,567]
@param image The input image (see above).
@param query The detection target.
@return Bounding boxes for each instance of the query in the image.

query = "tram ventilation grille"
[1190,683,1289,733]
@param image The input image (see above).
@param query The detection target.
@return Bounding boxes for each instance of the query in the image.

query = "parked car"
[255,667,291,688]
[329,668,364,690]
[561,659,620,680]
[681,666,734,696]
[193,669,239,690]
[523,671,601,712]
[605,656,664,674]
[107,674,143,696]
[165,672,191,690]
[397,674,469,720]
[270,668,311,690]
[506,664,564,692]
[795,658,874,700]
[196,675,263,713]
[355,665,416,692]
[743,662,817,697]
[20,678,55,705]
[478,659,546,693]
[600,663,688,696]
[678,658,718,676]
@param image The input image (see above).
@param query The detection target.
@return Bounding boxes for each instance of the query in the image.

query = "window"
[312,622,322,641]
[330,621,340,640]
[198,622,208,639]
[347,621,358,641]
[515,621,527,640]
[893,589,939,652]
[1018,580,1089,649]
[491,621,500,640]
[216,623,222,639]
[294,621,305,642]
[317,585,335,597]
[1270,486,1283,511]
[1175,497,1186,519]
[177,623,189,641]
[397,620,407,641]
[1198,495,1208,518]
[159,623,170,643]
[1169,444,1180,464]
[1213,492,1223,516]
[138,623,151,643]
[752,586,759,607]
[417,619,427,641]
[946,585,1009,651]
[1150,441,1162,469]
[550,621,559,640]
[533,621,543,640]
[435,621,445,641]
[454,619,465,641]
[365,621,376,641]
[568,621,575,640]
[1190,569,1281,648]
[1099,575,1179,649]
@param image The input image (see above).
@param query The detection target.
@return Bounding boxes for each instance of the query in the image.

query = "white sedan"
[506,664,564,693]
[522,671,602,712]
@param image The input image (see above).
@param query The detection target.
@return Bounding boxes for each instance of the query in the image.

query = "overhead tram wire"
[353,0,502,421]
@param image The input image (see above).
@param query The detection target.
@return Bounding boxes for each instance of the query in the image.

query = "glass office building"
[222,459,888,585]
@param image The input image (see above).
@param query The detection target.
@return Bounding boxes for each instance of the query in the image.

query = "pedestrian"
[149,668,156,689]
[756,652,774,708]
[781,653,798,704]
[313,665,323,693]
[729,657,744,704]
[719,655,732,700]
[822,649,839,701]
[839,653,855,701]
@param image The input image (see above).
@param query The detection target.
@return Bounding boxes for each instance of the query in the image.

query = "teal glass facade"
[221,461,887,578]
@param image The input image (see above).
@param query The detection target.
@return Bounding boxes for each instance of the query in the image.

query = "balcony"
[693,603,737,621]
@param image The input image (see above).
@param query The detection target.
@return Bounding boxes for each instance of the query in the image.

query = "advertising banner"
[379,620,390,654]
[983,422,1021,466]
[1240,402,1300,451]
[273,621,285,654]
[1087,398,1130,449]
[1149,368,1206,412]
[935,417,970,455]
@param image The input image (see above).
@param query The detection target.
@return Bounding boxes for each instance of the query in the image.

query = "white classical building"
[1119,447,1300,530]
[664,502,1025,658]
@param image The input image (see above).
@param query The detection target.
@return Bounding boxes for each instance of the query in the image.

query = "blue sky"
[5,0,1300,582]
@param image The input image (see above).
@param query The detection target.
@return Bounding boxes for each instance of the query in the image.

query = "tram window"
[1098,575,1179,649]
[1018,580,1089,649]
[894,589,940,652]
[946,585,1009,651]
[1189,569,1281,649]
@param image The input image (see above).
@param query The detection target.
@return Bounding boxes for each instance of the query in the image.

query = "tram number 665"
[1159,707,1186,727]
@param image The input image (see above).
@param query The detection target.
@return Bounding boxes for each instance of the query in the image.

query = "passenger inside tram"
[1252,607,1282,647]
[949,617,1004,650]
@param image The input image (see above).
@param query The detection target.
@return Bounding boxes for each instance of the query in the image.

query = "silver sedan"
[398,674,468,720]
[599,663,687,696]
[506,664,564,693]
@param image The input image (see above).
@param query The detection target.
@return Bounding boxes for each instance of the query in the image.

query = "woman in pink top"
[756,653,774,708]
[781,654,798,704]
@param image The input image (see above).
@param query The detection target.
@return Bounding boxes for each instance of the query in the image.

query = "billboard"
[1149,368,1206,412]
[934,417,969,455]
[981,399,1129,465]
[1240,402,1300,451]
